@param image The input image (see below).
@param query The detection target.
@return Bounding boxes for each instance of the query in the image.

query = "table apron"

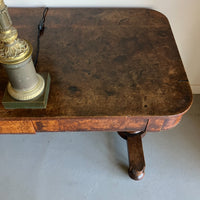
[0,115,183,134]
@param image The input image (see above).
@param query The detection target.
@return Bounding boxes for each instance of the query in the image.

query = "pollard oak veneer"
[0,8,192,180]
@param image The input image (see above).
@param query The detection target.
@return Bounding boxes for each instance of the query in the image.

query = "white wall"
[154,0,200,94]
[6,0,200,93]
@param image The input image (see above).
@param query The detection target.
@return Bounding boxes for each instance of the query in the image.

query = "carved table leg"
[118,132,146,180]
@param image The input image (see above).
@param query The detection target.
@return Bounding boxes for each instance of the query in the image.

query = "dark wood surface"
[0,8,192,133]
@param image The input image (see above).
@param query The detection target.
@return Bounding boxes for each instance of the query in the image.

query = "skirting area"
[191,85,200,94]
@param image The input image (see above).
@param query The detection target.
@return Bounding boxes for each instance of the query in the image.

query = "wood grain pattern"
[32,117,148,132]
[0,8,192,133]
[0,120,35,134]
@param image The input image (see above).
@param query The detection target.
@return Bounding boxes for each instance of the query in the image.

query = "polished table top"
[0,8,192,133]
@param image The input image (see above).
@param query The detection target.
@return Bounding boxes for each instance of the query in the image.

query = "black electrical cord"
[34,7,49,68]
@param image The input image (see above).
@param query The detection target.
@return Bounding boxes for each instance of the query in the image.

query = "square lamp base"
[2,72,51,109]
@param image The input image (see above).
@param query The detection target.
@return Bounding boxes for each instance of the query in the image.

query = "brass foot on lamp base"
[7,73,45,101]
[2,72,50,109]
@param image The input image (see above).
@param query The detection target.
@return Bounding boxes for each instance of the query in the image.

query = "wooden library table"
[0,8,192,180]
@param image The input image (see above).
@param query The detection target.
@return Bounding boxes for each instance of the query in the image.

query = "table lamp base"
[2,72,50,109]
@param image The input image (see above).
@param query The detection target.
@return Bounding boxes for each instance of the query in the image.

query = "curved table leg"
[127,134,145,180]
[118,132,146,180]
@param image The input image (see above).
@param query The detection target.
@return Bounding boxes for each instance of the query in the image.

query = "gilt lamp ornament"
[0,0,50,109]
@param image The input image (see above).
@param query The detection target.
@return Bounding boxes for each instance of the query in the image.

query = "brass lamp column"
[0,0,45,101]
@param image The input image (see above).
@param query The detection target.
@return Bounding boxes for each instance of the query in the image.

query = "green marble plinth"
[2,72,51,109]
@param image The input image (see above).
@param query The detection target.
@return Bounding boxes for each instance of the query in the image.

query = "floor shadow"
[102,132,129,175]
